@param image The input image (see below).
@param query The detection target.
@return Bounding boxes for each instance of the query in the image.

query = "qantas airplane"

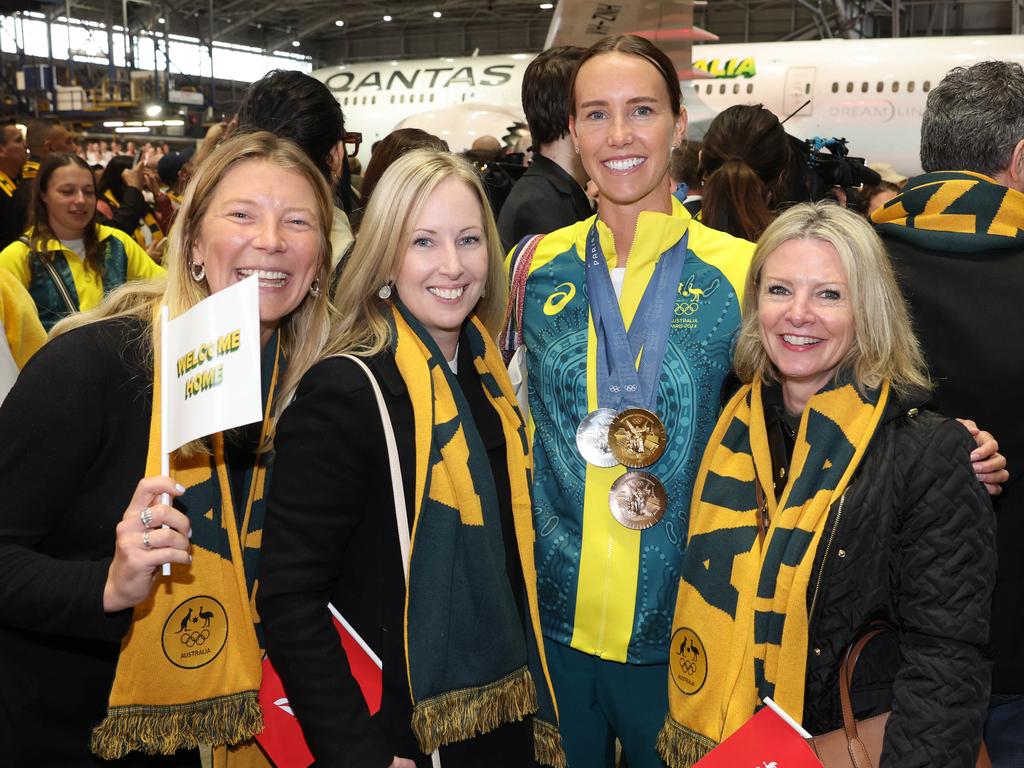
[312,1,1024,176]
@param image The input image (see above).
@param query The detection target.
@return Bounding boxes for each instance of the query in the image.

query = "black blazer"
[258,347,529,768]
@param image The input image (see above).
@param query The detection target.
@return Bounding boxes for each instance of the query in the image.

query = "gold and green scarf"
[103,188,165,248]
[871,170,1024,252]
[91,315,282,759]
[391,301,564,767]
[657,377,888,767]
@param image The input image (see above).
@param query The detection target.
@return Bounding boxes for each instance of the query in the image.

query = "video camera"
[784,135,881,203]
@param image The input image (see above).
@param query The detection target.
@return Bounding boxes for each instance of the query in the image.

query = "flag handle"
[160,306,171,578]
[763,697,813,738]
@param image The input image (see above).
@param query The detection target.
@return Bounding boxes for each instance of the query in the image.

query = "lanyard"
[585,222,689,413]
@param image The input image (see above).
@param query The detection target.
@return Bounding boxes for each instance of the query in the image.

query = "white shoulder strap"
[339,355,411,582]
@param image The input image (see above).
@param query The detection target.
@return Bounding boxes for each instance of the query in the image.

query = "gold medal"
[576,409,618,467]
[608,408,667,468]
[609,471,667,530]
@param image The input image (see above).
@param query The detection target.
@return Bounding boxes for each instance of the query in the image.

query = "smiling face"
[757,237,856,414]
[393,177,489,359]
[569,51,686,215]
[191,159,322,345]
[41,163,96,240]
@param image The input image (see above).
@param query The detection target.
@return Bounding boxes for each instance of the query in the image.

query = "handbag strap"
[838,624,891,764]
[339,355,411,581]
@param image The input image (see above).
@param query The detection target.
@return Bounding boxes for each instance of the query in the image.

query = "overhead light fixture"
[157,16,165,23]
[383,14,392,22]
[291,40,300,47]
[539,2,553,8]
[164,119,185,127]
[102,120,124,128]
[433,10,442,18]
[145,104,162,117]
[335,19,344,26]
[115,126,151,134]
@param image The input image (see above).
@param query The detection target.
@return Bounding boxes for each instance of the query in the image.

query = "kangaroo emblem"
[178,607,194,634]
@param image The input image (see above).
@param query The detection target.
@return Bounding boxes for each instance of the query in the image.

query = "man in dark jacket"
[497,46,592,252]
[0,122,28,250]
[871,59,1024,766]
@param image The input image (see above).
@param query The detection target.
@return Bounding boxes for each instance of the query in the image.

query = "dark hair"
[670,141,701,188]
[570,34,682,117]
[920,60,1024,175]
[235,70,346,185]
[357,128,449,228]
[856,181,901,215]
[97,154,132,202]
[28,152,102,275]
[24,117,61,153]
[698,104,790,241]
[522,45,585,146]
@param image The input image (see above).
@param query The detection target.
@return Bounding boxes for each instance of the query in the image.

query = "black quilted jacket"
[794,394,996,767]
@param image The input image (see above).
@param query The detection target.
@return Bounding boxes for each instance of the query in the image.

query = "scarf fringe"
[90,690,263,759]
[656,714,717,768]
[534,717,567,768]
[411,666,538,754]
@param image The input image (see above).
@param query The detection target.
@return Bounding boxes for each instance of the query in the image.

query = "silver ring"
[140,507,155,529]
[142,530,152,549]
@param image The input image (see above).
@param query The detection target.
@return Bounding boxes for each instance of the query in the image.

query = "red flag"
[257,604,383,768]
[695,707,824,768]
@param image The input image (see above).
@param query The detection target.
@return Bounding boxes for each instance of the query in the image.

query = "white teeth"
[238,269,288,280]
[783,334,820,346]
[428,286,465,300]
[603,157,645,171]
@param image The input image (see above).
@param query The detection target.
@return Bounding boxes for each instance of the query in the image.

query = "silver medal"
[576,408,619,467]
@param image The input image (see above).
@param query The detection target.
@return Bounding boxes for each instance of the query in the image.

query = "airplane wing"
[544,0,718,79]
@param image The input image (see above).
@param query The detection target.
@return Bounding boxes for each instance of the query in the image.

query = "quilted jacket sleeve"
[882,413,995,767]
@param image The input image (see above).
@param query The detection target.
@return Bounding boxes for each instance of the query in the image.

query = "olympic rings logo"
[679,659,697,675]
[180,629,211,647]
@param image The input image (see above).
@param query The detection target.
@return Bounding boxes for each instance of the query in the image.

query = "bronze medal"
[609,471,668,530]
[576,408,619,468]
[608,408,667,468]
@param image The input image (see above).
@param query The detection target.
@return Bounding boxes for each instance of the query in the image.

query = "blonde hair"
[52,131,335,454]
[327,149,507,357]
[733,201,930,397]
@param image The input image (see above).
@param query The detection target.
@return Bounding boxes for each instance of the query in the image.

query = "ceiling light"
[382,14,392,22]
[291,40,300,46]
[145,104,162,117]
[164,119,185,127]
[157,16,165,23]
[102,120,124,128]
[539,2,553,8]
[335,19,344,26]
[432,10,442,17]
[115,126,151,134]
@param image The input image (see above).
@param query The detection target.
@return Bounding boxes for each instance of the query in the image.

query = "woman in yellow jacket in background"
[0,152,163,330]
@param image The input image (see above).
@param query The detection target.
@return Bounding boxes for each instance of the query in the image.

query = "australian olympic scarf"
[391,302,565,767]
[91,315,281,759]
[657,377,888,767]
[871,170,1024,252]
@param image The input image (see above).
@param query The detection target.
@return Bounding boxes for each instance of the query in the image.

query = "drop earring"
[309,278,321,297]
[377,282,393,300]
[190,261,205,282]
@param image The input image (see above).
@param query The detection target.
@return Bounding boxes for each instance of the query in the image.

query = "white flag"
[162,275,262,453]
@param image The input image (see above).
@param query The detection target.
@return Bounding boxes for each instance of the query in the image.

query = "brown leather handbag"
[808,626,991,768]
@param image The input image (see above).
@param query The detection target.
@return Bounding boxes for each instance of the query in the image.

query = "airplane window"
[372,96,377,105]
[832,82,838,93]
[846,82,854,93]
[908,81,915,92]
[706,84,713,95]
[746,83,753,94]
[420,94,425,103]
[876,81,883,92]
[923,80,931,92]
[430,93,435,102]
[693,84,700,93]
[892,81,899,93]
[861,81,869,93]
[733,83,739,94]
[805,83,810,94]
[719,84,726,94]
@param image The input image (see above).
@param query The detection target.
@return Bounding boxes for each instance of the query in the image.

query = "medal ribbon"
[585,224,689,413]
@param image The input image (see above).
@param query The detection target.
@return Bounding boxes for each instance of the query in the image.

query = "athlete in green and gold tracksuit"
[506,35,755,768]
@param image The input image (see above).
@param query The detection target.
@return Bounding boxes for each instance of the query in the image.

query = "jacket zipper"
[807,487,849,627]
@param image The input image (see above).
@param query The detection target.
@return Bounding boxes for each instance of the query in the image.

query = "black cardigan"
[0,317,199,767]
[258,346,531,768]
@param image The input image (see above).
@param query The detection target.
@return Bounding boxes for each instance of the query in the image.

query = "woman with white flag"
[0,131,334,767]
